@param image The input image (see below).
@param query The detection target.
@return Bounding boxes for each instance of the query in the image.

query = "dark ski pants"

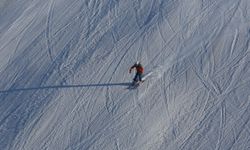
[133,72,142,82]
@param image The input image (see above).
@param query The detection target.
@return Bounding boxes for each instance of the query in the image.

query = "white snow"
[0,0,250,149]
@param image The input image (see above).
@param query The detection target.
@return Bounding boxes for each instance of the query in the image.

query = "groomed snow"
[0,0,250,149]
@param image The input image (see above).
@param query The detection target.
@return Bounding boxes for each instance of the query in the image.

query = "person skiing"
[129,61,144,83]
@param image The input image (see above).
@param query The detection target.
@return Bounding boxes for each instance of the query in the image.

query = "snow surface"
[0,0,250,149]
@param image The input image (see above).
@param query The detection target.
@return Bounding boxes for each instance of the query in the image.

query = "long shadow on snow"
[0,82,131,93]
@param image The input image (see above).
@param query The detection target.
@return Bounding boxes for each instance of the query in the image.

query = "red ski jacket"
[130,64,144,74]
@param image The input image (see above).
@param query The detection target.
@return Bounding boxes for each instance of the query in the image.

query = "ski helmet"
[135,61,140,65]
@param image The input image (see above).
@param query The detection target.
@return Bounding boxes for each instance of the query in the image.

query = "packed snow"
[0,0,250,149]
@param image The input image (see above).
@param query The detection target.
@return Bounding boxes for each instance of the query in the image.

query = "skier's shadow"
[0,82,131,93]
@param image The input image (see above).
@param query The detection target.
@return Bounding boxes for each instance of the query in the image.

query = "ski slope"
[0,0,250,149]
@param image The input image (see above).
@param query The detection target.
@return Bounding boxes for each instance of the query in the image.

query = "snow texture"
[0,0,250,149]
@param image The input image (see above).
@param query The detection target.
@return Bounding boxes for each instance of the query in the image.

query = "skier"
[129,61,144,83]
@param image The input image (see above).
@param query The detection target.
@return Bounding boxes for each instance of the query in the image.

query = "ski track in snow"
[0,0,250,149]
[46,0,55,62]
